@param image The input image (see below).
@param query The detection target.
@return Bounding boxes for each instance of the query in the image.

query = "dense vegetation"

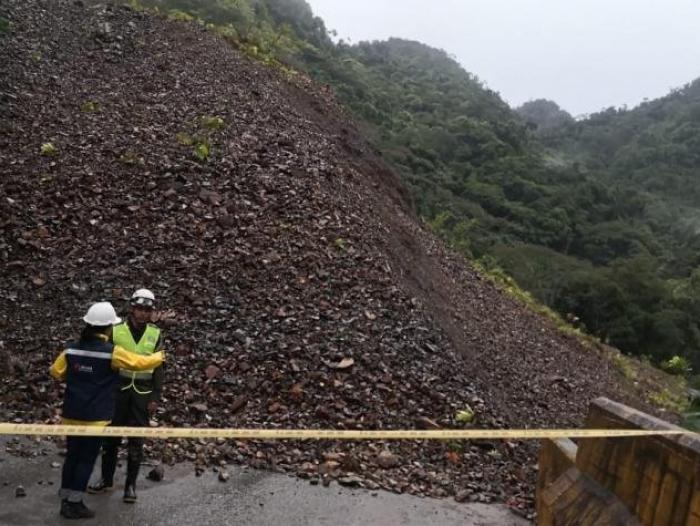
[118,1,700,373]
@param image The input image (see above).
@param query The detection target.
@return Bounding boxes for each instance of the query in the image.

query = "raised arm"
[111,345,164,371]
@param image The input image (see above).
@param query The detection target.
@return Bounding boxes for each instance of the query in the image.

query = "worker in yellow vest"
[50,302,165,519]
[88,289,164,503]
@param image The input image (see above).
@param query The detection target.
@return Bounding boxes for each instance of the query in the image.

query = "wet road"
[0,438,528,525]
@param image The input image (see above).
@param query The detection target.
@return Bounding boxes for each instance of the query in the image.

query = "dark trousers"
[100,388,150,486]
[61,436,103,501]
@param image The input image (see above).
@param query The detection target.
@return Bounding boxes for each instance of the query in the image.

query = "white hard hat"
[83,302,122,326]
[131,288,155,308]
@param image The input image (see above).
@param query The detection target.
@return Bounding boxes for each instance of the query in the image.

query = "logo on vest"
[73,364,94,373]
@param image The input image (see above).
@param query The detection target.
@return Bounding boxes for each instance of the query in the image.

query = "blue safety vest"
[62,338,119,422]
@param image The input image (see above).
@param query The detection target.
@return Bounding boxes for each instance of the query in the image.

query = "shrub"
[167,10,194,22]
[40,142,57,156]
[662,355,692,376]
[176,132,194,146]
[194,142,210,161]
[201,116,225,130]
[80,101,100,113]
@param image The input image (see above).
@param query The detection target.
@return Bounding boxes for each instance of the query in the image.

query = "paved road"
[0,438,528,525]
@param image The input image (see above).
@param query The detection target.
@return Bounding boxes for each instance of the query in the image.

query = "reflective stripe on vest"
[113,323,161,394]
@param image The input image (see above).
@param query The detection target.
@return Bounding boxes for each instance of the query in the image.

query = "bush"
[167,10,195,22]
[40,142,57,156]
[194,141,210,161]
[201,116,225,130]
[80,101,100,113]
[662,355,692,376]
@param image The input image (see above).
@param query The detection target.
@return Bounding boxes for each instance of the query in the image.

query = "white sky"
[306,0,700,116]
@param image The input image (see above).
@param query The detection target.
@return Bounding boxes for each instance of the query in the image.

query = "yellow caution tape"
[0,423,694,440]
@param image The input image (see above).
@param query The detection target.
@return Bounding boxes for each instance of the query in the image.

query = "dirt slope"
[0,0,662,517]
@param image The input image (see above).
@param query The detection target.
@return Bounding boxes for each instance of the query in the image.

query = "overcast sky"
[305,0,700,116]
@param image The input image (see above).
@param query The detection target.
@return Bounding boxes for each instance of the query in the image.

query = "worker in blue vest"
[89,288,164,503]
[50,302,165,519]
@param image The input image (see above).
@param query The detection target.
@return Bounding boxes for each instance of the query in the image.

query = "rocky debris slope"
[0,0,659,518]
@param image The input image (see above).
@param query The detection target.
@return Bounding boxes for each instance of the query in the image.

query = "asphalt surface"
[0,438,528,525]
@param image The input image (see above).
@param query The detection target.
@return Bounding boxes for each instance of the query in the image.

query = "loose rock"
[147,465,165,482]
[0,0,664,516]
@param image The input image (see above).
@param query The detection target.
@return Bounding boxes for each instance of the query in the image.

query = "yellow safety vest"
[113,323,161,394]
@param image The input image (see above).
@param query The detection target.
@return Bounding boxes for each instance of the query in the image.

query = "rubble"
[147,465,165,482]
[0,0,659,515]
[375,450,400,469]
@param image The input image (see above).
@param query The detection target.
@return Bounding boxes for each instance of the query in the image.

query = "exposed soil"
[0,1,669,519]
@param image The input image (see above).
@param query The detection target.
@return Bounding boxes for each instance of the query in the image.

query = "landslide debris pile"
[0,0,653,516]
